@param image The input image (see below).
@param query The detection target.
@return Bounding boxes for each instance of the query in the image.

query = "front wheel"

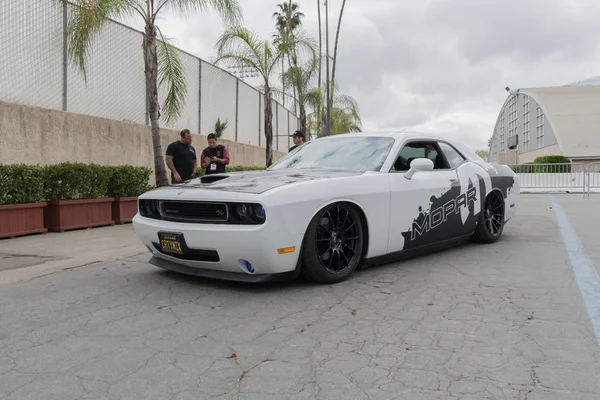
[472,190,505,243]
[300,203,365,284]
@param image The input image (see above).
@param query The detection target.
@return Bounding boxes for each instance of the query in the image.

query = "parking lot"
[1,194,600,400]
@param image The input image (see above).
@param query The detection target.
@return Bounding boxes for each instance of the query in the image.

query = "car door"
[387,139,465,253]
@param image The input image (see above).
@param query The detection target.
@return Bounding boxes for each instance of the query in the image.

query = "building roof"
[519,84,600,158]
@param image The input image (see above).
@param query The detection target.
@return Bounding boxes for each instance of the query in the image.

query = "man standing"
[289,130,305,152]
[201,133,230,175]
[165,128,197,184]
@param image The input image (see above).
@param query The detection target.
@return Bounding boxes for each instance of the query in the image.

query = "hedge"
[0,164,45,205]
[0,162,267,205]
[107,165,153,197]
[509,155,572,173]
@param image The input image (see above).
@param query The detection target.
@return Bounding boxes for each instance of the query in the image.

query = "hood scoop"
[200,174,230,183]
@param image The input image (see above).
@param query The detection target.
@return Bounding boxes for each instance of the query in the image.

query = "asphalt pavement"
[1,194,600,400]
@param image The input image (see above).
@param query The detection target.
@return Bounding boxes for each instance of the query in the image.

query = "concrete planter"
[0,202,48,239]
[44,198,115,232]
[112,197,138,224]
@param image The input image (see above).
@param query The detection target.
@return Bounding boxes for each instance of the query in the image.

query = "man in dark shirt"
[200,133,230,175]
[165,128,197,184]
[289,130,305,152]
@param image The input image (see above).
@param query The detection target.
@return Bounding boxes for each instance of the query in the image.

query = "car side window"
[437,142,466,169]
[392,141,449,171]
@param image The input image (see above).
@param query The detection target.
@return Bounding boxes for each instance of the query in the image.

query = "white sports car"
[132,132,519,284]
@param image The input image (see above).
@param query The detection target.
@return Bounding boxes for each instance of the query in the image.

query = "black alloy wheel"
[472,190,505,243]
[301,203,365,283]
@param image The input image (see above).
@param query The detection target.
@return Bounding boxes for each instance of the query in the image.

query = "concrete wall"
[0,101,284,184]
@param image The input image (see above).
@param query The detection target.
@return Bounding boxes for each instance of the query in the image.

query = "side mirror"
[404,158,434,180]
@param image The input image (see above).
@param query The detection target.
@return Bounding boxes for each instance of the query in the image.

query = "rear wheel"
[472,190,505,243]
[300,203,365,284]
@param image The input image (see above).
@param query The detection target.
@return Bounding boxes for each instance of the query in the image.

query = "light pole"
[325,0,331,136]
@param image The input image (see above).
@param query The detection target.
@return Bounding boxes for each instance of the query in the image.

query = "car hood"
[162,168,364,194]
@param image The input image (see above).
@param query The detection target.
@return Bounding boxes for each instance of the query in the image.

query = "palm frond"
[156,0,243,26]
[157,29,187,123]
[64,0,136,82]
[215,27,264,72]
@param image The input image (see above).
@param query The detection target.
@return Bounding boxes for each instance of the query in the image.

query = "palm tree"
[305,83,361,136]
[62,0,243,187]
[330,0,346,112]
[279,55,319,135]
[215,28,283,167]
[273,1,305,112]
[316,0,322,97]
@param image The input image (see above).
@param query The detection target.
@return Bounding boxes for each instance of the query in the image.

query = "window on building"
[522,96,530,152]
[536,106,544,147]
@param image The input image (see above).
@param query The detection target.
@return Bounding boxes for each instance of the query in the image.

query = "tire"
[300,203,365,284]
[472,190,505,243]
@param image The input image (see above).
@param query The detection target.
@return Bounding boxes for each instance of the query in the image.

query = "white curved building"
[488,78,600,166]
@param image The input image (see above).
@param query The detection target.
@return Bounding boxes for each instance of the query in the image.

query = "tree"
[329,0,346,132]
[215,28,283,167]
[306,83,361,135]
[273,1,304,112]
[278,55,319,135]
[214,118,228,138]
[215,27,314,166]
[63,0,243,187]
[476,149,489,160]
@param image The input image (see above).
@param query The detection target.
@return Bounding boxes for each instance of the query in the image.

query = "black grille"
[160,201,228,222]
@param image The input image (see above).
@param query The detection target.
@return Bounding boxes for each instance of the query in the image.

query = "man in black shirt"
[165,128,197,184]
[201,133,230,175]
[289,130,305,152]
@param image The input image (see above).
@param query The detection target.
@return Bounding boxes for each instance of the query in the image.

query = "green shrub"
[0,164,45,205]
[107,165,153,197]
[42,162,113,201]
[533,155,571,164]
[510,156,573,173]
[532,155,572,173]
[509,162,535,173]
[194,165,265,178]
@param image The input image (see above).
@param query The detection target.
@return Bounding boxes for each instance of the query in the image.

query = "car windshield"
[268,136,395,172]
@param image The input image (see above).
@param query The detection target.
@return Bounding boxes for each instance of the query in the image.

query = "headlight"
[251,204,265,222]
[235,204,247,219]
[230,202,265,224]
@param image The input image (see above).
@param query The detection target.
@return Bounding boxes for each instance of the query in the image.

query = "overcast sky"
[119,0,600,152]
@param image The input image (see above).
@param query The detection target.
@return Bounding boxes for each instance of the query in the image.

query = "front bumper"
[132,212,304,279]
[147,256,300,283]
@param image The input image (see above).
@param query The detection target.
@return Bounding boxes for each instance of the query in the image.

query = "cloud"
[117,0,600,152]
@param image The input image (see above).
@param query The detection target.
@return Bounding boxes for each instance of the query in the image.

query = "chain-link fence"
[0,0,299,149]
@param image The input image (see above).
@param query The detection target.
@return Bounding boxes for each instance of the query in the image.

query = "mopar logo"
[411,186,477,240]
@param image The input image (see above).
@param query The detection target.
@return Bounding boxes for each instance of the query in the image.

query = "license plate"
[158,232,184,255]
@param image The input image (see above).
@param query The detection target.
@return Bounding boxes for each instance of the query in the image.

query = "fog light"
[238,259,255,274]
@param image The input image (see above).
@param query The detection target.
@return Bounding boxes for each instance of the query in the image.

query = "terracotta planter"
[44,198,115,232]
[0,202,48,239]
[112,197,139,224]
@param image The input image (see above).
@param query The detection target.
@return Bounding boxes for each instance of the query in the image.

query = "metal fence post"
[287,109,290,149]
[198,60,202,134]
[258,92,261,147]
[235,79,239,142]
[62,1,68,111]
[275,103,279,151]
